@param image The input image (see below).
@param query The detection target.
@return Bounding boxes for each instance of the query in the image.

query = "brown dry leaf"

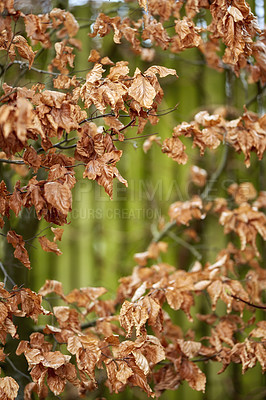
[142,14,171,50]
[119,300,149,337]
[65,286,107,308]
[50,8,79,38]
[38,236,62,256]
[75,339,101,384]
[171,17,202,53]
[38,279,64,297]
[253,191,266,209]
[23,146,41,172]
[9,181,22,217]
[138,0,148,11]
[24,13,51,48]
[169,196,205,225]
[153,364,180,397]
[83,149,127,199]
[180,359,206,392]
[228,182,257,204]
[7,230,30,268]
[49,41,75,74]
[0,377,19,400]
[24,382,48,400]
[11,35,35,69]
[190,165,207,187]
[134,241,168,266]
[53,74,79,90]
[177,339,201,358]
[209,0,260,74]
[225,111,266,167]
[44,181,72,216]
[162,136,188,164]
[51,227,64,242]
[128,68,156,109]
[143,135,162,153]
[219,203,266,256]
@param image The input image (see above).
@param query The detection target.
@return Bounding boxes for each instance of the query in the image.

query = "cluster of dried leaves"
[93,0,266,81]
[0,230,265,399]
[0,1,265,399]
[159,109,266,168]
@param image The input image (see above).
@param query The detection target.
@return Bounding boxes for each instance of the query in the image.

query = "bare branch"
[230,294,266,310]
[0,261,16,287]
[5,357,31,381]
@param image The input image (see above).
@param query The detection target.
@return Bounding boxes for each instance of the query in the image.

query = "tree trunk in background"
[14,0,51,14]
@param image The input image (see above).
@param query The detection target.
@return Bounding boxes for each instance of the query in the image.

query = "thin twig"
[113,132,159,142]
[0,88,18,103]
[79,112,131,125]
[118,118,136,132]
[167,230,202,260]
[0,262,16,287]
[10,60,85,80]
[148,103,179,117]
[201,145,229,200]
[0,158,24,165]
[153,221,176,243]
[192,350,222,363]
[6,356,31,381]
[230,294,266,310]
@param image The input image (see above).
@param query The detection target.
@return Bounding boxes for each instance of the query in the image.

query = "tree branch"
[230,294,266,310]
[167,230,202,260]
[0,261,16,287]
[201,145,229,200]
[5,357,31,382]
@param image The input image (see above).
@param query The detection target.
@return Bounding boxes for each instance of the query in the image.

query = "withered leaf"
[0,377,19,400]
[128,68,156,109]
[44,181,72,216]
[38,236,62,256]
[7,230,30,268]
[180,359,206,392]
[11,35,35,69]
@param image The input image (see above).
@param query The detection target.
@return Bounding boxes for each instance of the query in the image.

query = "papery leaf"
[44,182,72,216]
[12,35,35,69]
[38,236,62,256]
[128,69,156,109]
[0,377,19,400]
[7,230,30,268]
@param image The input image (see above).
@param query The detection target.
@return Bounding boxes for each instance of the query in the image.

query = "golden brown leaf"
[190,165,207,187]
[11,35,35,69]
[162,136,188,164]
[128,68,156,109]
[0,377,19,400]
[7,230,30,268]
[38,236,62,256]
[44,181,72,216]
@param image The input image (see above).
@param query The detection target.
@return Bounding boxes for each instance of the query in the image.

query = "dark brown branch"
[148,103,179,117]
[230,294,266,310]
[0,261,16,287]
[5,357,31,382]
[0,88,18,103]
[192,350,222,363]
[0,158,24,165]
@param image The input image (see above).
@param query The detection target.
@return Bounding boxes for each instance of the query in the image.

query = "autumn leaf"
[7,230,30,269]
[0,377,19,400]
[128,68,156,109]
[44,181,72,216]
[11,35,35,69]
[38,236,62,256]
